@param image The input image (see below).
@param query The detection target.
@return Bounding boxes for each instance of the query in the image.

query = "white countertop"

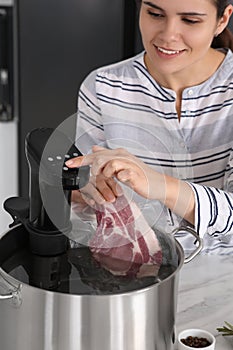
[176,254,233,350]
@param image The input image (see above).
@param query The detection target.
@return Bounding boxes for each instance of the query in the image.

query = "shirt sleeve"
[75,70,106,154]
[188,149,233,238]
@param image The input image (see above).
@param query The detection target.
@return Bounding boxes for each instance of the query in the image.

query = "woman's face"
[139,0,228,77]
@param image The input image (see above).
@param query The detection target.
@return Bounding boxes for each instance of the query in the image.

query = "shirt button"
[179,141,186,148]
[188,89,193,96]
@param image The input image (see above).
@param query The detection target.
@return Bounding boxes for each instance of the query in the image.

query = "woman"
[66,0,233,254]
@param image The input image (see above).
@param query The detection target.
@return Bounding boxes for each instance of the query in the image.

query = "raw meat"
[88,194,162,277]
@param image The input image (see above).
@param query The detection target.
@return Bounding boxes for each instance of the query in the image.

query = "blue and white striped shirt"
[76,49,233,255]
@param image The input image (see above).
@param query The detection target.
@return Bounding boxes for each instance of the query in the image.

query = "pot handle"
[0,268,22,307]
[172,226,203,264]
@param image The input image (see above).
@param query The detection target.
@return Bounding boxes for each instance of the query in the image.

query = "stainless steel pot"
[0,224,202,350]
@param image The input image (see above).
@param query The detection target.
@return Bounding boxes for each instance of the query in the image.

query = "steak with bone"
[88,194,162,277]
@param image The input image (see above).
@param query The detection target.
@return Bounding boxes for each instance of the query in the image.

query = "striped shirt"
[76,49,233,255]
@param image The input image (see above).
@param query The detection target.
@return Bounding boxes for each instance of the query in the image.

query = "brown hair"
[212,27,233,50]
[135,0,233,50]
[212,0,233,50]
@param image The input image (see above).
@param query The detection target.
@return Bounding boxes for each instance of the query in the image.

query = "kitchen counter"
[176,254,233,350]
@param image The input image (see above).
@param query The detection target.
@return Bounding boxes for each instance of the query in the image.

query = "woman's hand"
[66,145,195,224]
[66,145,164,201]
[72,173,123,207]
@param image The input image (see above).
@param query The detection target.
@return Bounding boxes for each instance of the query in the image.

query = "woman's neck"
[144,48,226,121]
[144,48,225,95]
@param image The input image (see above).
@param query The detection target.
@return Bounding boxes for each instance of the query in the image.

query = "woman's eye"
[182,18,200,24]
[147,10,164,18]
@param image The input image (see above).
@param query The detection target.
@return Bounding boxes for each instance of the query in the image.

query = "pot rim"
[0,224,184,298]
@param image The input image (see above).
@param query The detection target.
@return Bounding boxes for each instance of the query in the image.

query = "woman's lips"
[155,45,185,57]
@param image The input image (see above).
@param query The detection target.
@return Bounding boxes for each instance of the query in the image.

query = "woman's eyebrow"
[142,1,164,11]
[177,11,207,16]
[142,1,207,16]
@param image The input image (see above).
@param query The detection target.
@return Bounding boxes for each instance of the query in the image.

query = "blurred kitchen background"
[0,0,144,234]
[0,0,233,234]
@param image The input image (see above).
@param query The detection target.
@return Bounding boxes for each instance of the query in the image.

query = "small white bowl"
[178,328,216,350]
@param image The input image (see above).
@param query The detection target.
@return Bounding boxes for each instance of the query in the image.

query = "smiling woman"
[136,0,233,49]
[67,0,233,255]
[138,0,232,90]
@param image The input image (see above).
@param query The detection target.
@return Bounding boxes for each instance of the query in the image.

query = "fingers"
[65,147,130,175]
[101,158,131,178]
[116,169,133,183]
[65,146,109,169]
[67,146,153,203]
[76,174,123,206]
[92,145,105,152]
[79,181,105,206]
[108,178,123,197]
[92,148,134,177]
[95,176,121,202]
[71,189,86,203]
[65,154,93,168]
[66,146,146,198]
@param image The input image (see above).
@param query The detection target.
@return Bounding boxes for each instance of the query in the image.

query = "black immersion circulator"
[4,128,90,290]
[25,128,90,256]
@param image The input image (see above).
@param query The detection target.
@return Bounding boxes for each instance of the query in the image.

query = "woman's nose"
[158,19,180,42]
